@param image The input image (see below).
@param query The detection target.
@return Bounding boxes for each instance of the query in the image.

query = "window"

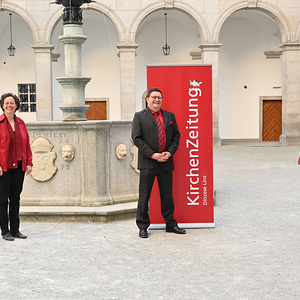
[18,84,36,112]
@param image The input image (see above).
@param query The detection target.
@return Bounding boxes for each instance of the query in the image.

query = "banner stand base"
[149,223,215,230]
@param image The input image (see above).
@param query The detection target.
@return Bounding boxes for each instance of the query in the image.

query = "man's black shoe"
[139,229,148,238]
[166,225,186,234]
[12,231,27,239]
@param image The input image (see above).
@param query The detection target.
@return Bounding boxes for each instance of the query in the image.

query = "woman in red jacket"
[0,93,33,241]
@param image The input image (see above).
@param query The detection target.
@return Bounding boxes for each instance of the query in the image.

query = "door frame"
[259,96,282,141]
[85,97,109,120]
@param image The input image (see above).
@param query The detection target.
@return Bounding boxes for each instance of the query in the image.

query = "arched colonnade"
[1,0,300,144]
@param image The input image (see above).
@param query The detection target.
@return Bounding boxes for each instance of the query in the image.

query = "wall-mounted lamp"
[162,13,170,55]
[8,13,16,56]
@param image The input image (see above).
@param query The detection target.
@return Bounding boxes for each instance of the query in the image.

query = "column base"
[280,134,300,145]
[59,105,90,121]
[213,135,221,146]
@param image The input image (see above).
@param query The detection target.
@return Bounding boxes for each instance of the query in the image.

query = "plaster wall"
[219,11,282,139]
[135,10,201,111]
[0,17,35,98]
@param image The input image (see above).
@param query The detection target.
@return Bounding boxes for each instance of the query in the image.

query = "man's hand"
[162,152,171,159]
[152,152,171,162]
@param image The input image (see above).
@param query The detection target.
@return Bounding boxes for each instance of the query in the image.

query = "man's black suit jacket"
[132,107,180,171]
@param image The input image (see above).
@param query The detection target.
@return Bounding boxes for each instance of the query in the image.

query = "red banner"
[147,65,214,228]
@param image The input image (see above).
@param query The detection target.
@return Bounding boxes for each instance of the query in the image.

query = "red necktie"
[155,112,165,153]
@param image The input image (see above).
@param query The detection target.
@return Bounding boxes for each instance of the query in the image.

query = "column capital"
[279,42,300,51]
[31,44,54,53]
[117,44,139,52]
[199,43,222,52]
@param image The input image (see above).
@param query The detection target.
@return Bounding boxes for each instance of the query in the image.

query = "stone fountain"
[21,0,139,209]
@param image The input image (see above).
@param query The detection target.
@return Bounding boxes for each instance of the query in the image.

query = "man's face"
[147,91,163,112]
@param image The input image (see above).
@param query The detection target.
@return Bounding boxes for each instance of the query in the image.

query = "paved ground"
[1,145,299,300]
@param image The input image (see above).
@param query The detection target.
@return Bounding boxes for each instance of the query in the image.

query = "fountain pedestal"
[57,24,91,121]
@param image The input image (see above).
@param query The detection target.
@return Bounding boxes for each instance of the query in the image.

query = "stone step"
[20,202,137,223]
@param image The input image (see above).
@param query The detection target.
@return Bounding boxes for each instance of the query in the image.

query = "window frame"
[18,83,36,113]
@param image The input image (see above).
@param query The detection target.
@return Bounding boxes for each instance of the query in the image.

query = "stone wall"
[21,121,139,206]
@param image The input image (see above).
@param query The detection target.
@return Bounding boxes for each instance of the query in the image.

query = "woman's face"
[3,96,17,116]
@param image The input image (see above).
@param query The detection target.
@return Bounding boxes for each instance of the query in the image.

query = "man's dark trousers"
[136,163,177,230]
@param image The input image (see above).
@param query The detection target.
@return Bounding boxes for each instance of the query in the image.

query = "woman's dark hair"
[146,87,163,98]
[0,93,20,112]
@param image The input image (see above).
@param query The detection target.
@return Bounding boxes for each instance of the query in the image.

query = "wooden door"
[262,100,282,141]
[85,101,107,120]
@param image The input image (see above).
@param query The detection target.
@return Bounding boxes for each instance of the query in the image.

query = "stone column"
[32,44,54,121]
[57,24,91,121]
[199,43,222,146]
[117,44,138,120]
[279,42,300,145]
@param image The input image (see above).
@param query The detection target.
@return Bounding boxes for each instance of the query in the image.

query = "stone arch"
[295,20,300,41]
[0,1,41,43]
[43,2,126,45]
[128,1,210,44]
[212,1,292,43]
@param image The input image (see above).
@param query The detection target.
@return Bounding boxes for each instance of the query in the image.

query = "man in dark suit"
[132,87,186,238]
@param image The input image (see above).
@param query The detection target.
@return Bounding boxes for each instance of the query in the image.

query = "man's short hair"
[146,88,163,98]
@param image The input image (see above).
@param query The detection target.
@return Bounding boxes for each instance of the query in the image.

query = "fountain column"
[54,0,92,121]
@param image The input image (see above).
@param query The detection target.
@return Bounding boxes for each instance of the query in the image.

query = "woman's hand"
[0,166,2,176]
[25,165,32,175]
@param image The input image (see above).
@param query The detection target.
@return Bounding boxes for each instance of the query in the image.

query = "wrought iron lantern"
[7,13,16,56]
[162,13,170,55]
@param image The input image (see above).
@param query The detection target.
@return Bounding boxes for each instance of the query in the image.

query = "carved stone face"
[116,144,127,160]
[62,145,75,161]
